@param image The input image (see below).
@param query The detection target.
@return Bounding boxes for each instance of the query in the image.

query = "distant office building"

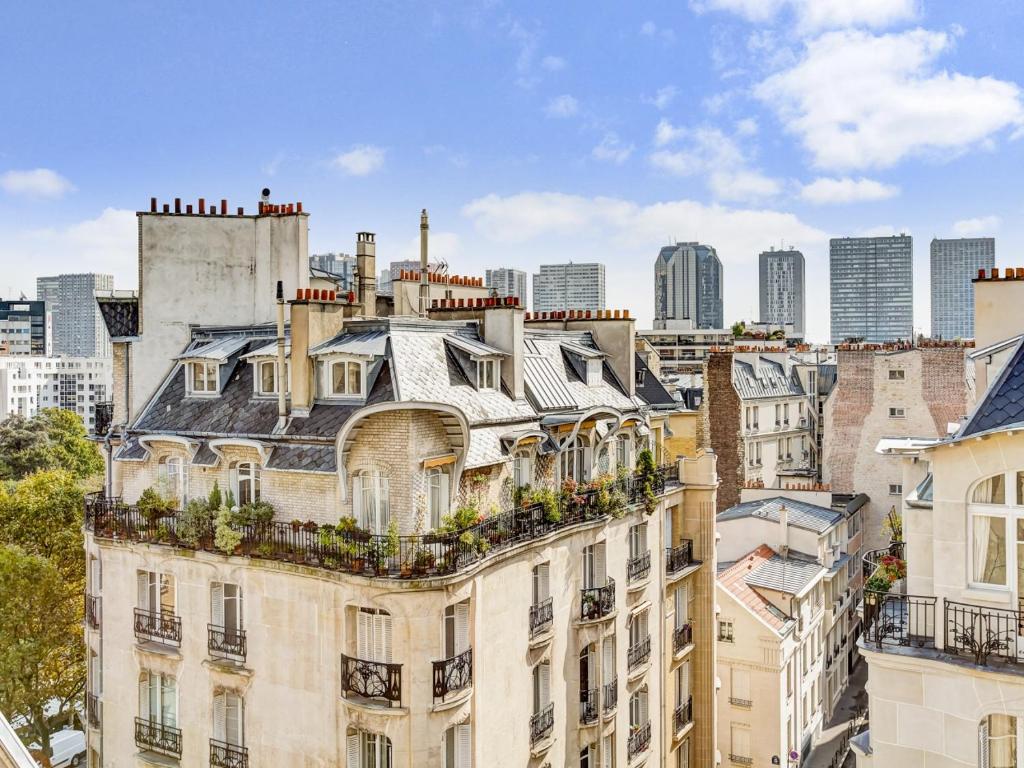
[388,259,441,282]
[485,268,527,301]
[0,300,48,356]
[829,236,913,344]
[653,242,723,330]
[309,252,355,290]
[930,237,995,339]
[0,355,112,429]
[37,273,113,357]
[758,248,805,336]
[378,269,392,296]
[532,262,606,313]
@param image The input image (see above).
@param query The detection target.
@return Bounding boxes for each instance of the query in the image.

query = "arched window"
[969,471,1024,588]
[561,437,587,484]
[980,713,1019,767]
[354,471,390,534]
[157,456,187,505]
[230,462,260,506]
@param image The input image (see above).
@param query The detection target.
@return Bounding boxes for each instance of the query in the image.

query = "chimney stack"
[355,232,377,317]
[419,209,430,318]
[778,504,789,557]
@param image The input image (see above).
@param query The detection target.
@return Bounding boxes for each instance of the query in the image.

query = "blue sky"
[2,0,1023,341]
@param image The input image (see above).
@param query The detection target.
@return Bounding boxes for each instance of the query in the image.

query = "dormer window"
[586,359,602,386]
[477,359,500,390]
[189,361,218,395]
[253,359,288,397]
[332,360,364,397]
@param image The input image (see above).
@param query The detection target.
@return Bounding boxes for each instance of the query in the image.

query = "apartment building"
[830,236,913,344]
[930,237,994,340]
[310,252,356,290]
[821,343,969,551]
[533,262,606,314]
[37,273,113,357]
[83,195,719,768]
[654,243,725,331]
[637,327,734,377]
[0,299,48,356]
[0,355,112,428]
[759,248,805,337]
[485,268,527,303]
[701,350,815,510]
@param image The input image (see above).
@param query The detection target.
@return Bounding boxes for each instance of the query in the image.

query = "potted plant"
[336,516,371,542]
[255,542,275,559]
[290,519,303,532]
[137,487,174,523]
[412,547,435,575]
[178,498,214,548]
[214,508,243,555]
[303,520,319,533]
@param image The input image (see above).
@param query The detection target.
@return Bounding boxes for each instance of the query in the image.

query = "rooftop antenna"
[419,209,430,318]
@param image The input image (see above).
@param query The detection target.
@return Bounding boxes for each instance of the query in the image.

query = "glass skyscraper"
[930,237,995,340]
[829,236,913,343]
[653,242,723,330]
[758,248,805,336]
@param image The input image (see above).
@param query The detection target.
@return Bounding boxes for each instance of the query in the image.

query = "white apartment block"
[485,268,527,302]
[532,262,606,314]
[0,356,112,429]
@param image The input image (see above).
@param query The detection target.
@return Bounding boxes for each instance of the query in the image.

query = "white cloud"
[643,85,679,111]
[799,176,900,204]
[332,145,386,176]
[397,231,463,264]
[953,215,1000,236]
[654,119,687,147]
[756,28,1024,170]
[545,94,579,118]
[0,168,75,199]
[592,133,634,165]
[541,55,565,71]
[692,0,918,32]
[710,171,782,202]
[735,118,759,136]
[640,20,676,43]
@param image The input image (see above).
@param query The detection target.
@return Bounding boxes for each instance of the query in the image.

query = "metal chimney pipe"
[276,281,288,425]
[419,209,429,318]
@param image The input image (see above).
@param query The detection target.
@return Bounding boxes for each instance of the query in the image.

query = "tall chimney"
[355,232,377,317]
[275,281,288,427]
[419,209,429,318]
[778,504,789,557]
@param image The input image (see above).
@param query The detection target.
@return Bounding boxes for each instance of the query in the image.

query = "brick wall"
[702,352,743,510]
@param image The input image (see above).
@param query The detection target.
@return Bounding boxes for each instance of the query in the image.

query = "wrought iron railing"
[862,592,936,650]
[627,721,652,759]
[945,599,1022,665]
[627,635,651,670]
[133,608,181,646]
[87,693,100,729]
[675,695,693,732]
[580,688,599,724]
[530,597,553,637]
[86,594,101,630]
[674,622,694,652]
[530,703,554,745]
[135,717,182,757]
[862,542,904,581]
[85,468,669,581]
[627,550,651,583]
[666,541,696,574]
[208,624,247,660]
[602,678,617,712]
[210,739,249,768]
[581,578,615,621]
[340,654,402,706]
[433,647,473,702]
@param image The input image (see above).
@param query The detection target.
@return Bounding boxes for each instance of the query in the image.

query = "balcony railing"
[93,400,113,436]
[675,695,693,732]
[340,654,402,706]
[84,467,668,581]
[86,594,101,630]
[530,703,555,745]
[210,739,249,768]
[529,597,553,637]
[581,579,616,621]
[133,608,181,647]
[945,599,1023,665]
[627,721,652,759]
[580,688,599,724]
[135,717,182,757]
[433,647,473,702]
[86,693,100,729]
[627,550,651,583]
[208,624,247,661]
[666,541,696,575]
[627,636,651,670]
[602,678,617,712]
[674,622,694,652]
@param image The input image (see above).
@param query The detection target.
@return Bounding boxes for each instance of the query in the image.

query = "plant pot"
[351,558,365,573]
[400,565,413,578]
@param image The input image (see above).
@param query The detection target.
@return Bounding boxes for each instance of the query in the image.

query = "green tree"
[0,410,102,482]
[0,545,84,757]
[38,409,103,480]
[731,320,746,338]
[0,415,50,481]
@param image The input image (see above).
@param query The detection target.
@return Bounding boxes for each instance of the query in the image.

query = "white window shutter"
[137,571,149,611]
[456,723,471,768]
[440,470,450,522]
[211,583,224,627]
[538,564,550,602]
[90,558,101,592]
[226,693,242,746]
[539,663,550,706]
[139,675,150,720]
[675,586,687,626]
[455,602,470,655]
[347,733,360,768]
[353,476,364,528]
[979,720,990,768]
[603,638,614,685]
[90,655,101,695]
[357,611,371,660]
[595,543,606,587]
[376,613,393,664]
[639,690,648,724]
[380,476,390,531]
[162,677,177,727]
[602,734,612,768]
[682,661,691,700]
[213,692,226,742]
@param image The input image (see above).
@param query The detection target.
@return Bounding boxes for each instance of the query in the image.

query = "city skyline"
[1,3,1022,341]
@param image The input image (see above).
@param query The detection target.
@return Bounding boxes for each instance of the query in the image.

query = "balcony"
[208,625,247,661]
[580,579,616,622]
[135,717,182,758]
[530,703,554,745]
[86,693,100,729]
[133,608,181,647]
[666,541,696,575]
[602,678,618,713]
[340,654,402,707]
[627,636,651,671]
[626,551,651,583]
[675,696,693,732]
[432,647,472,703]
[627,721,651,760]
[580,688,599,725]
[529,597,553,637]
[93,400,113,436]
[673,623,694,652]
[210,739,249,768]
[86,594,101,630]
[84,466,669,582]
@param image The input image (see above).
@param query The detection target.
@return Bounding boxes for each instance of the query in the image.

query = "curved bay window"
[969,471,1024,588]
[980,713,1019,767]
[560,437,587,484]
[230,462,261,507]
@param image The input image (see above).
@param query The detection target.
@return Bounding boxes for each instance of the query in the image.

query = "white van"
[30,730,86,768]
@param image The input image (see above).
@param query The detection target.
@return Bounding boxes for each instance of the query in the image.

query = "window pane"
[973,515,1007,585]
[332,363,346,395]
[261,362,275,393]
[973,475,1006,504]
[348,362,362,395]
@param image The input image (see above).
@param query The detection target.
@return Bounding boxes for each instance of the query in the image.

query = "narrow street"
[803,660,869,768]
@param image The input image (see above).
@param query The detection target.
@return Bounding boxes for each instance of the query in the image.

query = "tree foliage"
[0,470,85,583]
[0,545,83,756]
[0,409,102,482]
